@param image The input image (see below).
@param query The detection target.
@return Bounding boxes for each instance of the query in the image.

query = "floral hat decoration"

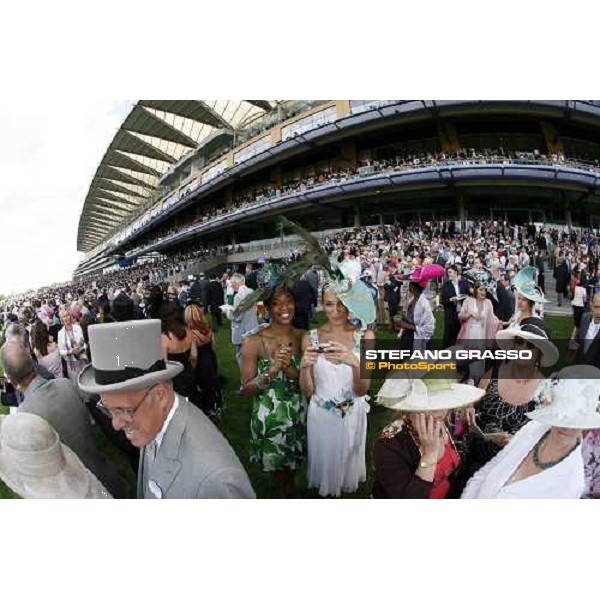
[464,267,497,300]
[512,266,548,304]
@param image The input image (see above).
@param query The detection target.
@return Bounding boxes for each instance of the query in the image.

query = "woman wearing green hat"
[506,266,548,328]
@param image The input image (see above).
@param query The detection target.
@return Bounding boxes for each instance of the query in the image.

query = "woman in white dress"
[57,309,88,385]
[458,281,499,342]
[462,366,600,499]
[299,286,375,497]
[457,280,500,383]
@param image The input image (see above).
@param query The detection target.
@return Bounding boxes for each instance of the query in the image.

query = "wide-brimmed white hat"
[0,413,111,499]
[526,366,600,429]
[496,318,559,367]
[78,319,183,394]
[377,376,485,412]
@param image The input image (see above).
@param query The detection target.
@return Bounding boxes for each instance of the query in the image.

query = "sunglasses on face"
[514,336,536,351]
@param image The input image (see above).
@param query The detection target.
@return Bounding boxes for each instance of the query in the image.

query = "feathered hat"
[270,217,376,326]
[405,264,445,287]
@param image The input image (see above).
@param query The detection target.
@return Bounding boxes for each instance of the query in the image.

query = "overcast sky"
[0,100,135,297]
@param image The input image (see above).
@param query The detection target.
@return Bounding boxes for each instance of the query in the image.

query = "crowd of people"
[110,146,600,259]
[1,217,599,499]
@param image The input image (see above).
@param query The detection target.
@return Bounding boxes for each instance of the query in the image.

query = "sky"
[0,99,135,297]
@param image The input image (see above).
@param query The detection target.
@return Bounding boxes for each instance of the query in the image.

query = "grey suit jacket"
[138,397,255,499]
[19,376,125,497]
[230,285,258,346]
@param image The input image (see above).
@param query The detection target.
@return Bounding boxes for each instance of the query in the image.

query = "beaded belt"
[312,395,356,418]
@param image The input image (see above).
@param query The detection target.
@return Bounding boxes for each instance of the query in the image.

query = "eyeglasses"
[96,386,156,421]
[514,337,536,351]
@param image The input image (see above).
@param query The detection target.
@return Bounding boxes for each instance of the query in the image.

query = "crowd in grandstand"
[117,147,600,258]
[1,217,600,499]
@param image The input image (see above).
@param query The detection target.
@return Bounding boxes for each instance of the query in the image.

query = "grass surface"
[0,312,574,499]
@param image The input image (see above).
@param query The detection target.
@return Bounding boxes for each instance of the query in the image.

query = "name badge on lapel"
[148,480,163,499]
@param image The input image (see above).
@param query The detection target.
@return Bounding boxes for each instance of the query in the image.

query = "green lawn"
[0,312,575,499]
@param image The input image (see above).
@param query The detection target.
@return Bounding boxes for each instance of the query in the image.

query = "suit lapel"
[580,316,591,344]
[582,317,600,356]
[137,448,146,498]
[147,399,187,497]
[592,322,600,350]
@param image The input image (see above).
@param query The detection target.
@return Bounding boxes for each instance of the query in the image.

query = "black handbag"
[0,378,19,408]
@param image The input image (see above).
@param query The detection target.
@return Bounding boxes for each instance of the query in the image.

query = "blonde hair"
[184,304,211,336]
[58,309,71,324]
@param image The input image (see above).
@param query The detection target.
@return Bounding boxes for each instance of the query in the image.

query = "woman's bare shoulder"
[363,328,376,341]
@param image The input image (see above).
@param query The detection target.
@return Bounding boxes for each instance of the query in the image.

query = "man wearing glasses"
[78,319,255,499]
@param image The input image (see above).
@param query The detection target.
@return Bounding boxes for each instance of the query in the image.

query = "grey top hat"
[78,319,183,394]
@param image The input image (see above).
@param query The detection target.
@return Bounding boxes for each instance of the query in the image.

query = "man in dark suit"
[292,276,316,331]
[554,257,571,307]
[440,266,461,348]
[189,273,210,307]
[0,342,126,497]
[575,293,600,368]
[495,273,516,323]
[384,267,402,328]
[207,274,225,332]
[177,281,189,308]
[244,264,258,290]
[304,267,319,298]
[432,247,447,268]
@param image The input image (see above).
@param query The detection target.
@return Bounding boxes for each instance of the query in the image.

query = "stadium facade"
[75,100,600,279]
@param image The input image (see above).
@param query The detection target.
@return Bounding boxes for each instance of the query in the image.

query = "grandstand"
[75,100,600,279]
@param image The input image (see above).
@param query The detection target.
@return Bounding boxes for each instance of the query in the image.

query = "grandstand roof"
[77,100,284,252]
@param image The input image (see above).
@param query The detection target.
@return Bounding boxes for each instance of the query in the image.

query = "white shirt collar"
[587,320,600,340]
[152,394,180,451]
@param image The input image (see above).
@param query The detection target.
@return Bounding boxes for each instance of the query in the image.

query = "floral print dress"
[250,356,307,472]
[583,430,600,498]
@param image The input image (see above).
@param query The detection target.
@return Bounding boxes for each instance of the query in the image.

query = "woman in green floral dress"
[241,287,306,498]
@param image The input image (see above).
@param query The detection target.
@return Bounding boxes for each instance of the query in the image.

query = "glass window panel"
[233,135,272,165]
[281,107,337,141]
[201,159,228,184]
[350,100,400,114]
